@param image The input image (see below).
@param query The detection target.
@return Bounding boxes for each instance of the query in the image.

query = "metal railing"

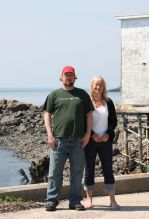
[116,112,149,171]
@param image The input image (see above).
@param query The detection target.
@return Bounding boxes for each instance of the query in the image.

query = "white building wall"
[120,17,149,105]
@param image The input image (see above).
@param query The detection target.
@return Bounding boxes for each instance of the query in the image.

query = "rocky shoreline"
[0,99,148,184]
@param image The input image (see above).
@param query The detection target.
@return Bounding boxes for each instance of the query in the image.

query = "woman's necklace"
[93,96,103,108]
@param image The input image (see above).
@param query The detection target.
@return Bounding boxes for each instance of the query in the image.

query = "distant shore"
[108,86,121,92]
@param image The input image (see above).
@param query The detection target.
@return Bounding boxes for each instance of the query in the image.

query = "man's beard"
[63,81,74,87]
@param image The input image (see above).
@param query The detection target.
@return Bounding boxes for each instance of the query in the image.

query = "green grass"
[0,195,25,202]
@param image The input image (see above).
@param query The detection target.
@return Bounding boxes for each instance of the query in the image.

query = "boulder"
[0,115,21,126]
[7,102,29,112]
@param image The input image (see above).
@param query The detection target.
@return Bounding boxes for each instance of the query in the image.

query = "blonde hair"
[90,75,107,101]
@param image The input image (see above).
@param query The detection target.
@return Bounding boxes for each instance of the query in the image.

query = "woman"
[84,75,120,209]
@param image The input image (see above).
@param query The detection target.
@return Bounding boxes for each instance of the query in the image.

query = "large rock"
[7,102,29,112]
[0,99,7,110]
[29,105,39,112]
[0,99,7,105]
[0,115,21,126]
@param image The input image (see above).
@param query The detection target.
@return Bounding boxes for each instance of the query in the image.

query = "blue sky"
[0,0,149,90]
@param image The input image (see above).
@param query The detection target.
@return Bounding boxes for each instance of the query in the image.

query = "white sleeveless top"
[92,103,108,137]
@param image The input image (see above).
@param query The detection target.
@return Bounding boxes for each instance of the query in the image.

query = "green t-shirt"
[43,87,94,137]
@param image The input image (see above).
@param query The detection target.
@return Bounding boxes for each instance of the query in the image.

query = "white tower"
[116,14,149,106]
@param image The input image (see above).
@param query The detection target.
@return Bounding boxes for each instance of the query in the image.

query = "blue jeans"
[46,137,85,205]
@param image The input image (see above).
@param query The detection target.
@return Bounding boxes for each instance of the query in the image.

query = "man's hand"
[47,133,56,149]
[81,133,90,148]
[44,112,56,149]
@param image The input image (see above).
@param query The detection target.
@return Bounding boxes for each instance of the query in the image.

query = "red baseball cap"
[61,66,75,76]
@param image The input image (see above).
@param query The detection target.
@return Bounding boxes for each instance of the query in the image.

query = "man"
[43,66,94,211]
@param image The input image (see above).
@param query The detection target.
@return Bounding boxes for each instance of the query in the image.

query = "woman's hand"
[101,133,109,142]
[91,133,102,142]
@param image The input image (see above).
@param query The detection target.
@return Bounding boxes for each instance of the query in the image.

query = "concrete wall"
[120,17,149,105]
[0,173,149,201]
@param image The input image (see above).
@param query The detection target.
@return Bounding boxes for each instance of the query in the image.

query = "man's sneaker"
[69,203,86,211]
[45,202,58,211]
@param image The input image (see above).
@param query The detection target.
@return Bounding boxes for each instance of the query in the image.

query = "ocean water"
[0,88,120,106]
[0,147,30,187]
[0,88,51,106]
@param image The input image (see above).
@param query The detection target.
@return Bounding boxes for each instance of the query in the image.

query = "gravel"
[0,200,44,213]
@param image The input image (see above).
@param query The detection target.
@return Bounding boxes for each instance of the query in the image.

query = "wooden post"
[137,114,143,171]
[123,114,129,168]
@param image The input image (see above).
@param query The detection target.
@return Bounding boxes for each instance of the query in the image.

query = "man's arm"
[44,111,56,149]
[81,111,93,148]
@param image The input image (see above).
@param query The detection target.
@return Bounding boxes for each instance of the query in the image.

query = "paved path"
[1,192,149,219]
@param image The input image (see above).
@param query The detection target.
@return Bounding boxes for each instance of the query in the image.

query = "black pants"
[84,138,115,190]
